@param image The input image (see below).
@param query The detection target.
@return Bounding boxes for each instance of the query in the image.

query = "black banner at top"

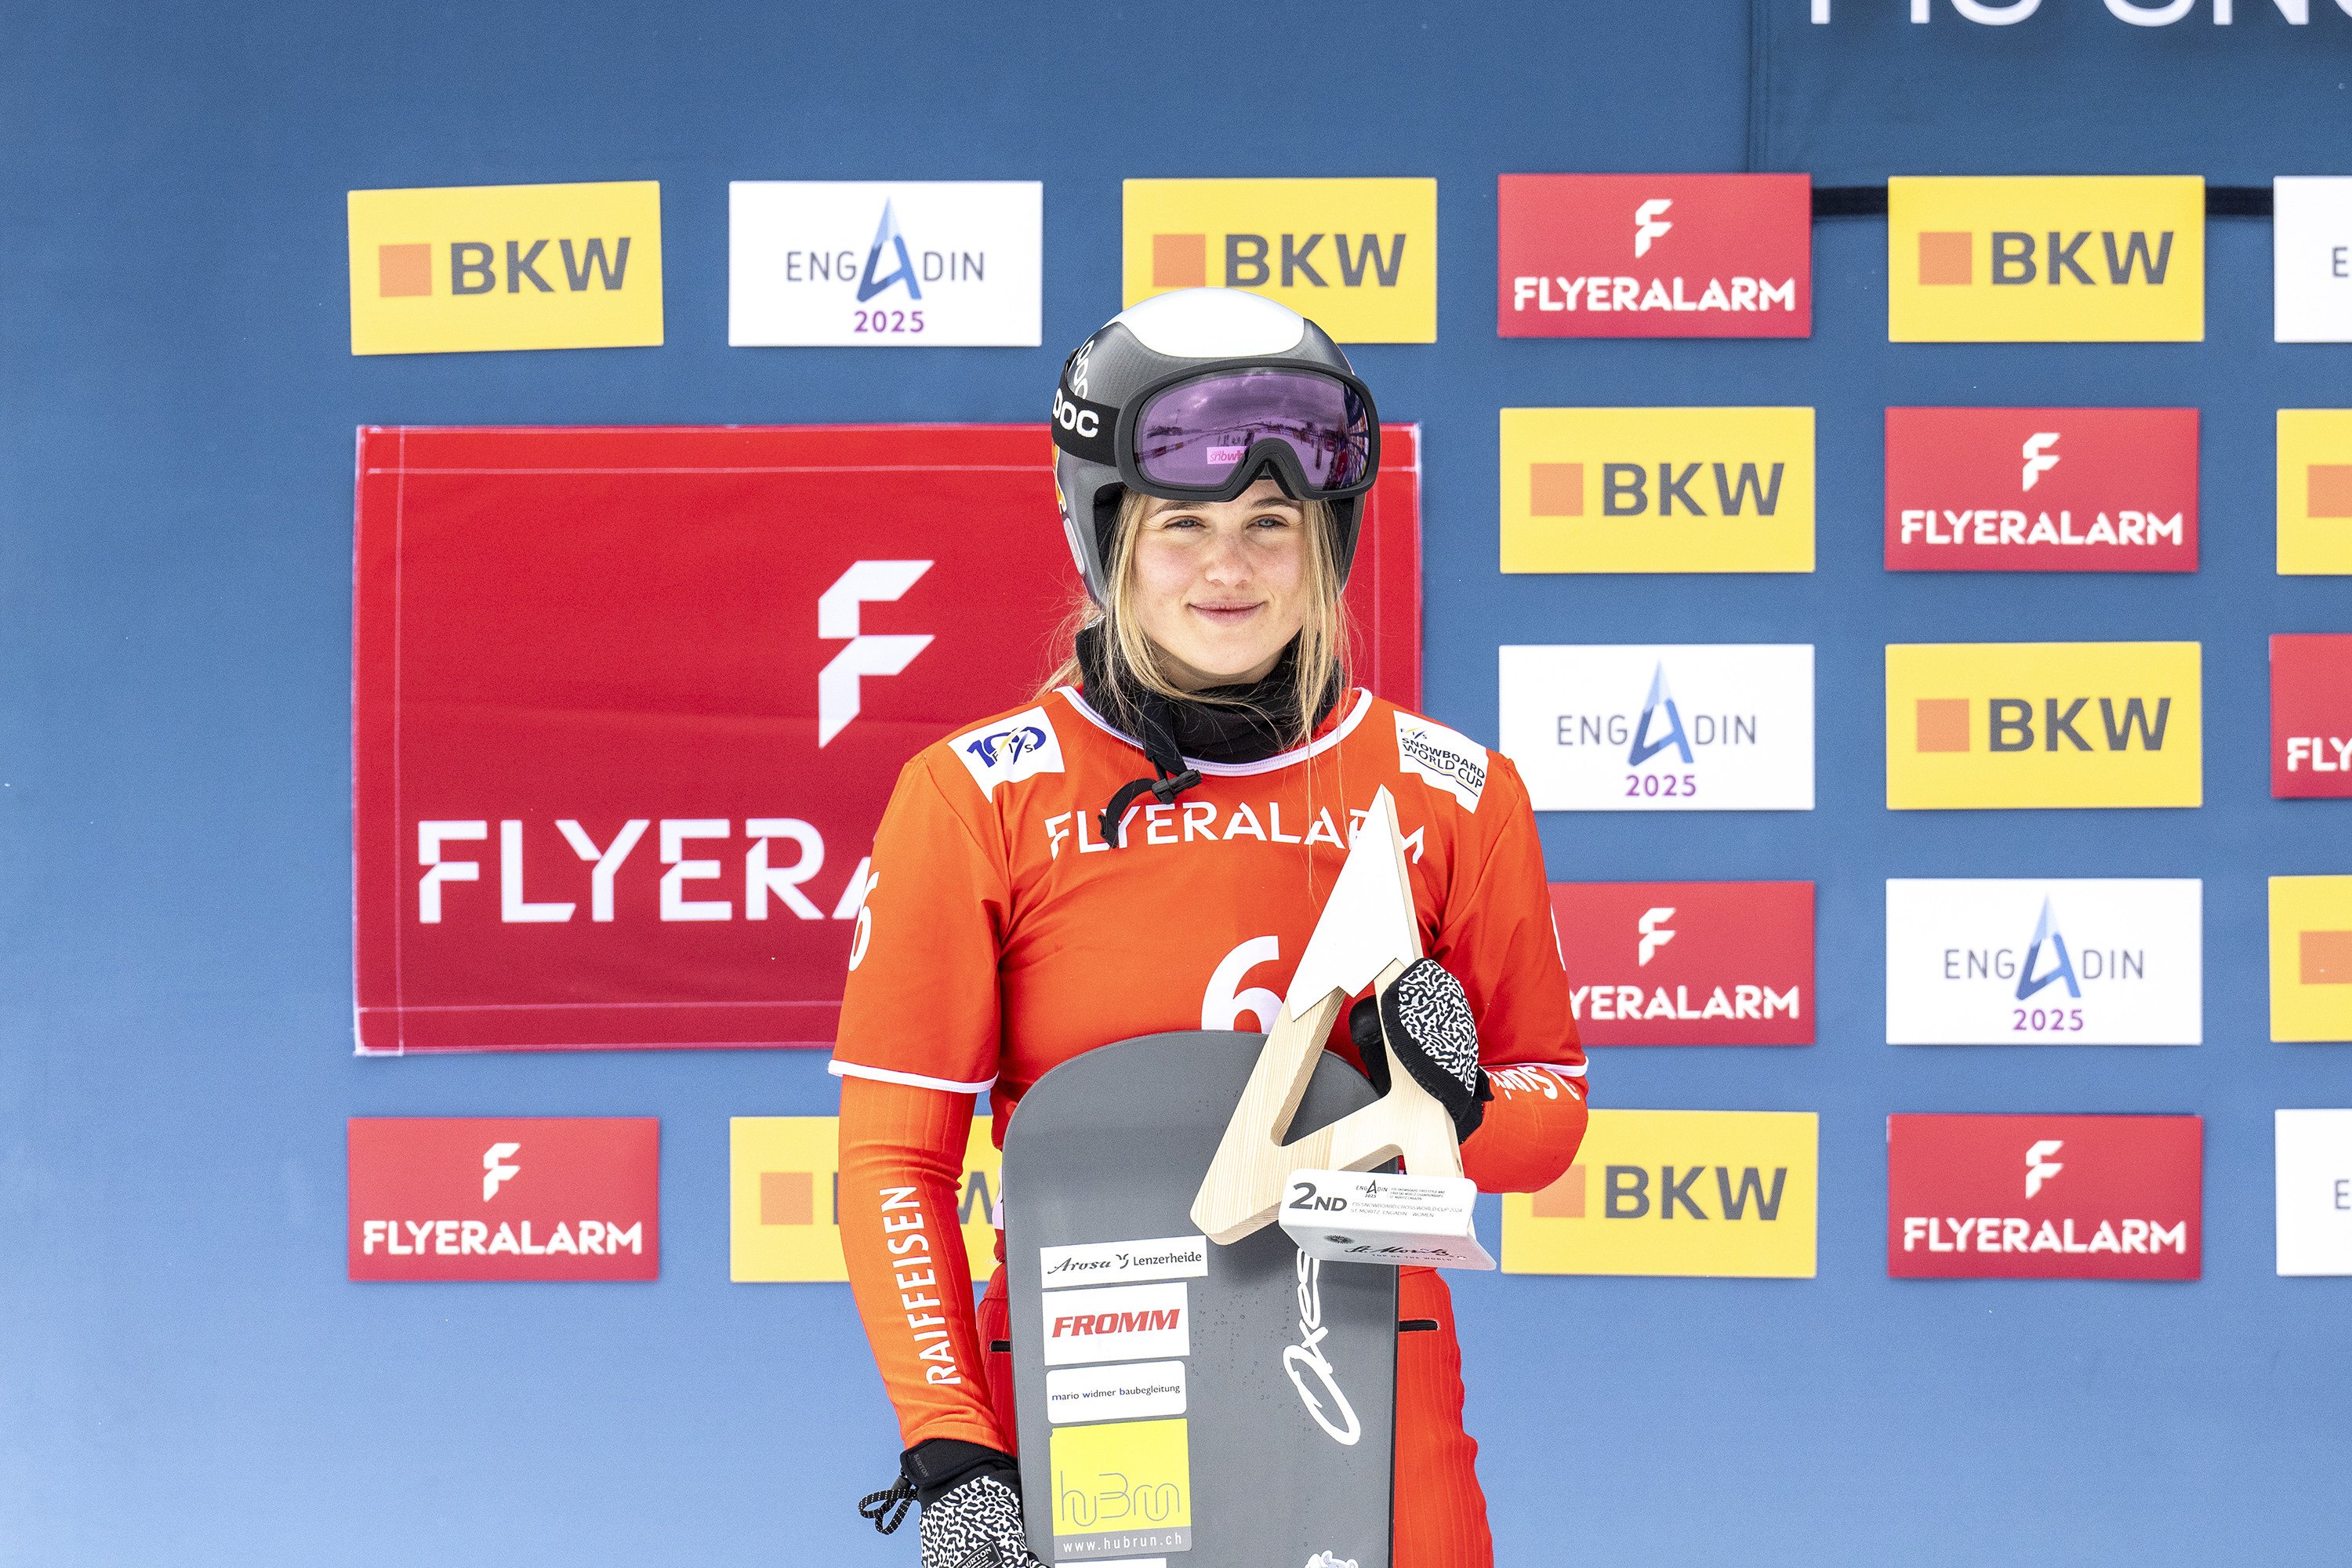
[1751,0,2352,185]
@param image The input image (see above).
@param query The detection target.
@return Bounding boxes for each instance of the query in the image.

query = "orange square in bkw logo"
[1917,232,1972,285]
[1532,1164,1587,1218]
[759,1170,814,1225]
[378,243,432,297]
[1529,463,1584,517]
[1915,698,1970,752]
[1152,233,1207,289]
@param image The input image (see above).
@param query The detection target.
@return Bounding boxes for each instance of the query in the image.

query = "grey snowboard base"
[1003,1029,1396,1567]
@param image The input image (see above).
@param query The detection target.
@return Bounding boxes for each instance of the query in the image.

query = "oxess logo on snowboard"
[1283,1247,1360,1446]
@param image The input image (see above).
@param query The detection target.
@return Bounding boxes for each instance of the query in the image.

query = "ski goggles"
[1054,362,1380,502]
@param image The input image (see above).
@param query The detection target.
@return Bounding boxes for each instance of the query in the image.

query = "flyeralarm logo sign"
[1497,174,1811,339]
[1549,881,1813,1045]
[1888,176,2204,343]
[348,1118,659,1282]
[1887,1114,2201,1281]
[1885,408,2198,573]
[1498,644,1815,811]
[1885,879,2201,1046]
[1884,641,2202,810]
[2272,634,2352,798]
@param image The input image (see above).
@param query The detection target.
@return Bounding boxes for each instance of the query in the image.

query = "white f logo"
[816,560,935,747]
[1633,198,1674,258]
[1637,906,1676,967]
[482,1142,521,1201]
[2020,432,2061,492]
[2024,1139,2064,1199]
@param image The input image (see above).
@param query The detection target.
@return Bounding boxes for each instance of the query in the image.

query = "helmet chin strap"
[1076,622,1333,849]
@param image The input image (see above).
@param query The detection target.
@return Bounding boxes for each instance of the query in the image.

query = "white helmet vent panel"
[1112,288,1307,358]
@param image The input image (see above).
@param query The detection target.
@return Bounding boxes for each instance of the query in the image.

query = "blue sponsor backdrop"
[2,2,2347,1564]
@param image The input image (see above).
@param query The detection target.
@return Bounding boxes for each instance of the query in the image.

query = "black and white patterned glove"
[1348,957,1492,1142]
[858,1439,1044,1568]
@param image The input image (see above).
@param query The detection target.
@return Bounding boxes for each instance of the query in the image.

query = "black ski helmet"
[1049,288,1379,604]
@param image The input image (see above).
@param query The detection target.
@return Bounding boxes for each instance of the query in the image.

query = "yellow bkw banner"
[1502,1109,1817,1278]
[1500,407,1815,574]
[2270,876,2352,1043]
[2277,411,2352,575]
[1887,176,2203,343]
[1121,177,1437,343]
[729,1116,1000,1282]
[346,180,663,354]
[1884,641,2202,810]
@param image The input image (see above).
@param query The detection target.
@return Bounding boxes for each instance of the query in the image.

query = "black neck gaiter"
[1075,621,1341,847]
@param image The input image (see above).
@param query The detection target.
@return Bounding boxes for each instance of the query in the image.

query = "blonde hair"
[1046,488,1352,748]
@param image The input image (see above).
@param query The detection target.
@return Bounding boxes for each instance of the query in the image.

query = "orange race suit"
[832,682,1588,1568]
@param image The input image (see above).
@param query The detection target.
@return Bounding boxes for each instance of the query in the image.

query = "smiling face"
[1123,479,1312,691]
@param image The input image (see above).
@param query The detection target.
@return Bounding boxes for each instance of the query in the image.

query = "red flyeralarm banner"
[347,1117,660,1281]
[2272,633,2352,798]
[1548,881,1814,1045]
[353,424,1423,1053]
[1497,173,1811,338]
[1886,1113,2201,1280]
[1884,408,2198,572]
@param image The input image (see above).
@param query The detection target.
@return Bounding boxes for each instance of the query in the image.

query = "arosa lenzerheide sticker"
[1497,174,1810,338]
[348,1117,659,1281]
[1885,408,2197,572]
[1886,1113,2200,1280]
[1549,881,1813,1044]
[2272,634,2352,798]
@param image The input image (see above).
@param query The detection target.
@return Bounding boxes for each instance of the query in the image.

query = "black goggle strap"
[1050,376,1120,465]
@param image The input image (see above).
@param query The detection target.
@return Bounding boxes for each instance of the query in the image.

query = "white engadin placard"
[2277,1110,2352,1275]
[1036,1234,1208,1290]
[728,180,1042,347]
[1040,1281,1189,1367]
[1497,644,1813,811]
[2274,177,2352,343]
[1885,879,2201,1045]
[1044,1360,1188,1425]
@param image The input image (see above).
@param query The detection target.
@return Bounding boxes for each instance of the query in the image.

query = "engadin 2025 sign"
[1885,879,2201,1046]
[729,181,1042,347]
[1499,644,1814,811]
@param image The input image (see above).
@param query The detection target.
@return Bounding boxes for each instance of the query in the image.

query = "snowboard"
[1003,1029,1396,1567]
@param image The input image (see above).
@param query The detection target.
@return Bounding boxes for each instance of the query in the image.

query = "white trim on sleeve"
[829,1059,996,1094]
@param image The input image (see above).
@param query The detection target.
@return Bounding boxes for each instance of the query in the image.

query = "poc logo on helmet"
[1051,389,1099,439]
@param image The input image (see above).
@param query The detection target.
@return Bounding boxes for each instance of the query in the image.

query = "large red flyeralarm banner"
[353,424,1422,1054]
